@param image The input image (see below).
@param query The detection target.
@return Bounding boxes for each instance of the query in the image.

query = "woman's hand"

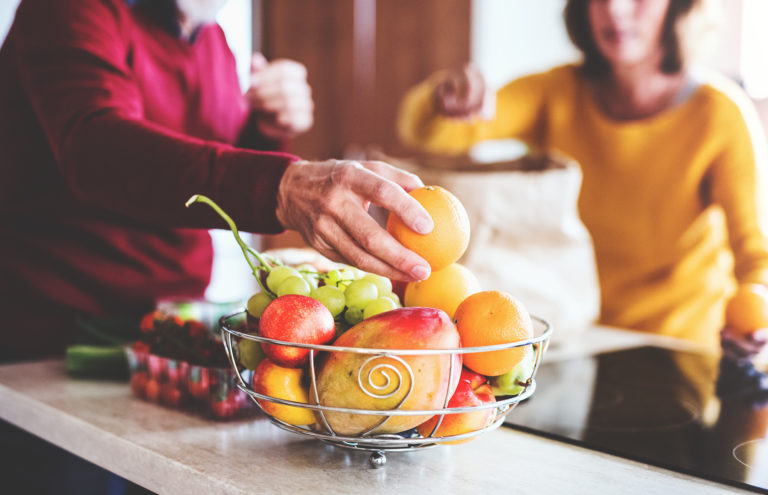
[275,159,434,282]
[721,326,768,361]
[245,53,314,139]
[433,64,489,119]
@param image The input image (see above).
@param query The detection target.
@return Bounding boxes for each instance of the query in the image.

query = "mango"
[313,307,461,435]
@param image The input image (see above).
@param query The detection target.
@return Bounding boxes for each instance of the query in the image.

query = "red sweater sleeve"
[10,0,296,233]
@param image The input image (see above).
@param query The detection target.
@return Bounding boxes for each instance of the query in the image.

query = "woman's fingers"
[722,326,768,360]
[435,65,487,118]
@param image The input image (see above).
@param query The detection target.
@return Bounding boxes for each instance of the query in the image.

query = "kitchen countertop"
[0,327,753,495]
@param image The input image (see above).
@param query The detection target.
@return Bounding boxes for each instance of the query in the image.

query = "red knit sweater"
[0,0,298,359]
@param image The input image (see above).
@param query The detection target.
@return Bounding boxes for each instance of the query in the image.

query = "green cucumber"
[65,344,129,379]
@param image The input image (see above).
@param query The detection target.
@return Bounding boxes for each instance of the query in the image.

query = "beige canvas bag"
[379,150,600,345]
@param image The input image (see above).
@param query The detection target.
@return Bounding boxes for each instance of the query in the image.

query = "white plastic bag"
[384,149,600,345]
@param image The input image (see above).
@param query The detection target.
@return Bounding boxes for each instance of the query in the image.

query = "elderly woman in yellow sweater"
[398,0,768,354]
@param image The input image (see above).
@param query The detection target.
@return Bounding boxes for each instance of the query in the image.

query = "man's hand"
[275,159,434,282]
[245,53,314,139]
[433,63,490,119]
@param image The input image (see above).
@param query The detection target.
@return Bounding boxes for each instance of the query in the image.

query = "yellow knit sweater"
[398,65,768,350]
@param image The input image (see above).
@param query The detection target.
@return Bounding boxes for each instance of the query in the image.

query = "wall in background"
[0,0,21,44]
[470,0,752,90]
[471,0,577,89]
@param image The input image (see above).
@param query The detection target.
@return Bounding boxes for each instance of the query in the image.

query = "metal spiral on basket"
[220,310,552,466]
[357,354,414,401]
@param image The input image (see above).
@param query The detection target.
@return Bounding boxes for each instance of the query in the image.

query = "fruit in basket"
[363,297,398,319]
[276,276,312,297]
[266,266,303,293]
[313,307,462,435]
[237,336,266,370]
[344,279,379,309]
[490,346,535,396]
[404,263,481,318]
[725,284,768,335]
[247,292,273,319]
[252,359,315,426]
[454,290,534,376]
[386,185,470,272]
[258,294,336,368]
[417,368,496,444]
[310,285,346,317]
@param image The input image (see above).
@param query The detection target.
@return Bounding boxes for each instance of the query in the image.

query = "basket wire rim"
[219,311,552,355]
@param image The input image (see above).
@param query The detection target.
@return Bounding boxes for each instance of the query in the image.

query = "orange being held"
[387,185,470,271]
[404,262,481,318]
[725,283,768,335]
[454,290,534,376]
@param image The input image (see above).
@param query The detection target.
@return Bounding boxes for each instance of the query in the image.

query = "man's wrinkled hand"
[245,53,314,139]
[275,159,433,282]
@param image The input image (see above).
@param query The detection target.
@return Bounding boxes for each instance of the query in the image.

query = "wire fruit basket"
[220,311,552,467]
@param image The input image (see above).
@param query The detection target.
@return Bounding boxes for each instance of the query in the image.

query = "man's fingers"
[258,93,313,114]
[328,209,429,281]
[360,160,424,191]
[343,166,433,236]
[251,80,312,102]
[251,52,268,73]
[255,60,308,86]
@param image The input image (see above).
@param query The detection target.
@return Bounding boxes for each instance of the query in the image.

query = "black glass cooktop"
[503,346,768,493]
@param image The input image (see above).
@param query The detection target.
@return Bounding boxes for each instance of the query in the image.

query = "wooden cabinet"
[259,0,470,158]
[257,0,471,249]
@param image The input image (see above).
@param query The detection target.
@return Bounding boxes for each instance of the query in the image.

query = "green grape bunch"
[185,195,403,354]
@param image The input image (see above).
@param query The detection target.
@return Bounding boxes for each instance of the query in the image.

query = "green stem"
[185,194,271,294]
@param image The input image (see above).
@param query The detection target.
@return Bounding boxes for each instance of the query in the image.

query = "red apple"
[417,367,496,444]
[258,294,335,368]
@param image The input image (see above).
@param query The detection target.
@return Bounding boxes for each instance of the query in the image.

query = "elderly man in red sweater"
[0,0,434,362]
[0,0,435,492]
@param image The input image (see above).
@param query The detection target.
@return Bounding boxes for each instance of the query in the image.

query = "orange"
[387,185,470,271]
[404,263,481,318]
[725,284,768,334]
[454,290,534,376]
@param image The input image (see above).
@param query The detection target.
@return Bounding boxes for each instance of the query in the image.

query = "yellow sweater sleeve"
[707,86,768,286]
[397,70,550,154]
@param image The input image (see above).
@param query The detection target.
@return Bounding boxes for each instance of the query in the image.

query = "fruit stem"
[185,194,271,294]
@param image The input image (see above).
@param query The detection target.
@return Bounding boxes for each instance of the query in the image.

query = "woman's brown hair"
[564,0,700,78]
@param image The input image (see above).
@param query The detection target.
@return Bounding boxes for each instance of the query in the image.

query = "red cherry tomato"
[187,367,210,399]
[228,390,247,408]
[145,378,160,403]
[160,384,183,407]
[165,362,182,385]
[132,341,150,354]
[130,372,149,398]
[211,398,235,419]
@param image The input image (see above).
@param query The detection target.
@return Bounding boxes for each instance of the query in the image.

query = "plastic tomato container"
[125,346,255,420]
